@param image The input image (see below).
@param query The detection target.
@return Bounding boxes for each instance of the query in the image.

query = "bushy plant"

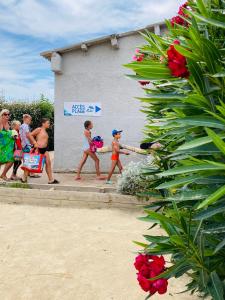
[0,95,54,150]
[125,0,225,299]
[117,156,155,195]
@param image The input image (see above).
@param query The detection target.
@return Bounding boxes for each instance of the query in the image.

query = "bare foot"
[75,176,81,181]
[96,176,107,180]
[11,175,21,181]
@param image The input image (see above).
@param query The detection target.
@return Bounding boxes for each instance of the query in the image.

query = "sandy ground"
[0,204,198,300]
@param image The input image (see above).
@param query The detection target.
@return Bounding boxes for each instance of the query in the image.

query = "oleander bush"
[0,95,54,150]
[125,0,225,299]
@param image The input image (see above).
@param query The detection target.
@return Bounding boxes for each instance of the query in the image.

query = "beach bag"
[14,149,23,161]
[21,150,46,173]
[90,136,104,152]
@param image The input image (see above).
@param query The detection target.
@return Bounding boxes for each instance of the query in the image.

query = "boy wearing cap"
[106,129,130,184]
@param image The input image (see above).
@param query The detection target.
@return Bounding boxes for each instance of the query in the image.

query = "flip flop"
[48,179,60,184]
[20,178,27,183]
[0,176,10,182]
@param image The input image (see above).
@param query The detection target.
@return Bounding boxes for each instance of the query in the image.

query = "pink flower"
[133,49,145,62]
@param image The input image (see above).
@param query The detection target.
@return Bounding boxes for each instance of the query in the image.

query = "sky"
[0,0,184,101]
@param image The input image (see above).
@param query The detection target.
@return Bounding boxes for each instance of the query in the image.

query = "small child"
[106,129,130,184]
[76,120,105,180]
[11,120,22,180]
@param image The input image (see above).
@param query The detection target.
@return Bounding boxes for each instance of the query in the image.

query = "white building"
[41,22,166,172]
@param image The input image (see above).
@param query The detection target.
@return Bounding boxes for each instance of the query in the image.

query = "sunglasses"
[3,113,10,116]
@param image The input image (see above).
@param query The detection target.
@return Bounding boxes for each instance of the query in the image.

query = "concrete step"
[22,182,116,193]
[0,186,149,210]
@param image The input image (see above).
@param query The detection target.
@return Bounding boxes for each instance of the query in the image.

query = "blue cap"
[112,129,123,136]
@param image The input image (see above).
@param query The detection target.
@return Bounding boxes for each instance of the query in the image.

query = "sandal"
[20,177,27,184]
[0,176,10,182]
[48,179,60,184]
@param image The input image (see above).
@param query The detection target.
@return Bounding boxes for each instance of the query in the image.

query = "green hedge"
[0,95,54,151]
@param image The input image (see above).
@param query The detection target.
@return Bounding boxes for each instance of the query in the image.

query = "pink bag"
[14,149,23,161]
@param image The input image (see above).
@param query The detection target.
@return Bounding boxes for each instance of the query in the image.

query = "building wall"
[54,33,148,172]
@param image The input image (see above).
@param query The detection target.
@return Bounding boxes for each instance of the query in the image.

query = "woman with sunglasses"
[0,109,14,181]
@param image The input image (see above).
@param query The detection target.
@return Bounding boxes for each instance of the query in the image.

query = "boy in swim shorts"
[106,129,130,184]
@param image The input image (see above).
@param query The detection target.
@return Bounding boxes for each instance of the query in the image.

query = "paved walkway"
[0,152,117,188]
[0,204,198,300]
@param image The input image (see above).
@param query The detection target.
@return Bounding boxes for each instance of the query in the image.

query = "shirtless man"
[22,118,59,184]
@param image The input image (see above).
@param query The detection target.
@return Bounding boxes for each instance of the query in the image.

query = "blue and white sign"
[64,102,102,117]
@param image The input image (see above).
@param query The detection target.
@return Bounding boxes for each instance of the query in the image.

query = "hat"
[112,129,123,136]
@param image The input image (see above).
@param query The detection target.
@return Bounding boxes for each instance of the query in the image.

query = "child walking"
[106,129,129,184]
[10,120,22,180]
[76,120,105,180]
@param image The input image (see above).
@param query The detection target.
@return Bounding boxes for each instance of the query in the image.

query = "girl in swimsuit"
[106,129,130,184]
[75,120,105,180]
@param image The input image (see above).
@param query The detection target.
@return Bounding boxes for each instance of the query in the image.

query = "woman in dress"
[0,109,15,181]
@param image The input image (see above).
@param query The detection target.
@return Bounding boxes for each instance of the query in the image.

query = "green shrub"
[126,0,225,298]
[117,156,156,195]
[0,95,54,150]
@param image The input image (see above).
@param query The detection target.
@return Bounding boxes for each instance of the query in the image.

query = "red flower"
[137,273,151,292]
[171,2,190,27]
[139,81,150,86]
[152,279,168,294]
[134,254,168,296]
[134,254,151,271]
[167,41,189,78]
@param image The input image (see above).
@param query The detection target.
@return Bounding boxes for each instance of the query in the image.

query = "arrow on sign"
[95,106,101,113]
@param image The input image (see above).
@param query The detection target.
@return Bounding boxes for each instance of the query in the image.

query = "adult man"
[22,118,59,184]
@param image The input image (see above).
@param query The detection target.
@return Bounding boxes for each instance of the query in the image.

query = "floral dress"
[0,129,14,163]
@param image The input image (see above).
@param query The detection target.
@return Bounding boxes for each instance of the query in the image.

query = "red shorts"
[111,154,119,161]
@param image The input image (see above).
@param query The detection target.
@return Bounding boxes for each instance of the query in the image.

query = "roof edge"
[40,21,166,60]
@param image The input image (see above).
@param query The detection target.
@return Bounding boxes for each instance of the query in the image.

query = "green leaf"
[159,163,225,177]
[174,44,200,61]
[209,271,224,300]
[189,10,225,29]
[205,128,225,156]
[143,235,170,243]
[212,71,225,78]
[214,238,225,254]
[139,210,178,226]
[156,175,202,189]
[174,116,225,130]
[178,134,225,150]
[170,235,185,247]
[194,202,225,220]
[197,184,225,209]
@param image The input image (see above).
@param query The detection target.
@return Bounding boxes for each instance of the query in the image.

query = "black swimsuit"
[38,147,48,155]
